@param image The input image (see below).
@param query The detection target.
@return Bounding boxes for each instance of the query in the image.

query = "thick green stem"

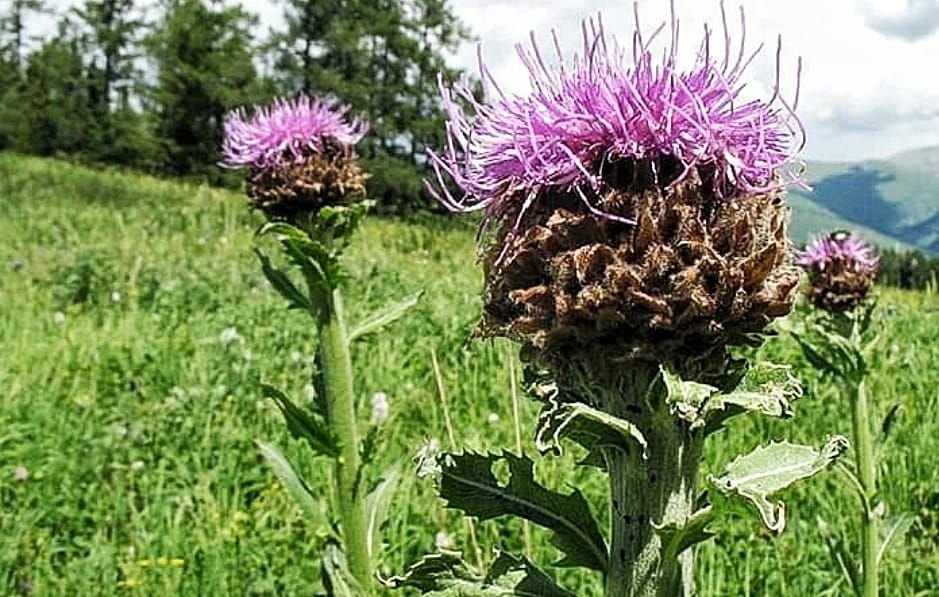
[851,377,878,597]
[572,365,702,597]
[318,288,371,591]
[604,430,702,597]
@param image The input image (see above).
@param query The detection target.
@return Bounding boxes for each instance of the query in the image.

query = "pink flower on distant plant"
[220,95,368,169]
[796,231,879,273]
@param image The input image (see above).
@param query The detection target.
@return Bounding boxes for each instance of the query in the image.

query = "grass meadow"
[1,153,938,596]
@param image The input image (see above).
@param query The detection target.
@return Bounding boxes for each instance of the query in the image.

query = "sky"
[36,0,939,162]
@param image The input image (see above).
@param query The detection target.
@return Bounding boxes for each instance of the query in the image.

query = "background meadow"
[1,153,938,596]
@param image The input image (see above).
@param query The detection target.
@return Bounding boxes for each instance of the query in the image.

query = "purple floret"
[221,95,368,169]
[429,2,805,226]
[796,231,879,272]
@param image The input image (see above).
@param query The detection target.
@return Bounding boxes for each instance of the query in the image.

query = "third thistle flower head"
[431,4,805,379]
[221,95,369,219]
[797,231,878,313]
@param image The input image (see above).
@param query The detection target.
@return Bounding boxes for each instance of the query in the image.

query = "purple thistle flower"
[796,231,879,273]
[220,95,368,170]
[428,2,804,229]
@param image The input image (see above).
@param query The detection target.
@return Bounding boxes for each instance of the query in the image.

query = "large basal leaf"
[709,436,849,533]
[535,397,647,460]
[349,291,423,342]
[384,552,576,596]
[433,451,608,571]
[255,441,326,520]
[261,384,338,458]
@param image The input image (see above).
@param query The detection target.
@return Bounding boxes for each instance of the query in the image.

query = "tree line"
[876,247,939,292]
[0,0,471,211]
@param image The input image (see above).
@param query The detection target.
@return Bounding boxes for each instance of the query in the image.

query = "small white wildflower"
[416,438,442,478]
[130,460,145,472]
[114,424,129,438]
[111,291,122,303]
[486,412,500,425]
[434,530,453,551]
[13,465,28,482]
[218,327,241,345]
[219,236,229,245]
[290,351,303,363]
[304,384,318,402]
[53,311,66,326]
[370,392,390,425]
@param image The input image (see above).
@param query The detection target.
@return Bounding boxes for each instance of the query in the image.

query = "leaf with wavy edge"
[709,436,849,533]
[535,397,648,460]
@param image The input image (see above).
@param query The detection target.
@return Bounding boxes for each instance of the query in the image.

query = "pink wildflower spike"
[428,2,805,229]
[221,95,368,170]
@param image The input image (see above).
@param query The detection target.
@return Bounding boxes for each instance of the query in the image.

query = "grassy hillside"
[790,146,939,252]
[1,153,938,595]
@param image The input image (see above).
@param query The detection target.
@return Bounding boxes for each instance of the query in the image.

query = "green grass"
[1,153,937,596]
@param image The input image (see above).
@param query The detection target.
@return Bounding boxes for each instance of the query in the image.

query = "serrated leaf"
[365,463,401,560]
[259,221,343,298]
[262,384,338,458]
[878,512,915,565]
[702,363,800,434]
[349,291,423,341]
[384,552,575,596]
[322,540,363,597]
[255,440,326,519]
[255,249,313,312]
[434,452,608,571]
[535,398,647,460]
[709,436,849,533]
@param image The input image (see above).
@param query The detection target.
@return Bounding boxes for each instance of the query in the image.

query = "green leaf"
[259,221,343,299]
[384,552,576,596]
[432,451,608,571]
[878,512,915,566]
[255,440,326,520]
[881,402,903,441]
[661,367,719,424]
[817,517,861,596]
[261,384,338,458]
[254,249,313,312]
[322,540,363,597]
[657,506,717,563]
[701,363,800,434]
[709,436,849,533]
[365,463,401,560]
[349,291,423,342]
[534,397,647,460]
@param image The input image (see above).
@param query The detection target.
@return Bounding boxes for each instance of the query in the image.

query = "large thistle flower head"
[797,231,878,313]
[221,95,369,219]
[432,3,805,379]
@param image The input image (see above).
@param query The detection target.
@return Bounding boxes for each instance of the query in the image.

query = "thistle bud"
[221,95,368,220]
[796,231,878,313]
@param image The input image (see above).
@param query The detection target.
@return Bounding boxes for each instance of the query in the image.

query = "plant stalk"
[318,288,371,591]
[584,367,703,597]
[851,377,878,597]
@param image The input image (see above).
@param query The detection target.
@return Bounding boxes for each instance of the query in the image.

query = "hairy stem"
[570,364,703,597]
[851,377,878,597]
[318,288,371,591]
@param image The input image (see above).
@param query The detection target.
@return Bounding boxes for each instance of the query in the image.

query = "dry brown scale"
[246,141,367,219]
[806,263,877,314]
[479,157,801,382]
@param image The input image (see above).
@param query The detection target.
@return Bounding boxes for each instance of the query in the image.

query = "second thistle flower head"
[221,95,369,219]
[797,231,878,313]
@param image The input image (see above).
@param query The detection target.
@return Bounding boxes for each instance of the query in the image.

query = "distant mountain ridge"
[787,146,939,253]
